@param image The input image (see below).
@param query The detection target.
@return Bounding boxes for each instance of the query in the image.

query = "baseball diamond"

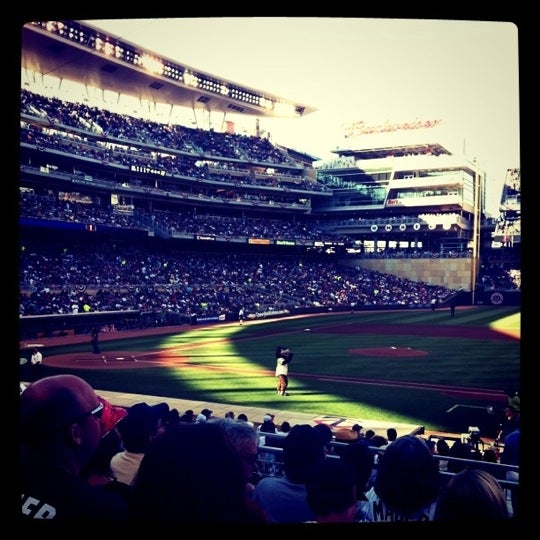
[20,309,520,438]
[19,21,520,444]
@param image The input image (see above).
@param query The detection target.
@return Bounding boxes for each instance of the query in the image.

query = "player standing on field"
[275,346,293,396]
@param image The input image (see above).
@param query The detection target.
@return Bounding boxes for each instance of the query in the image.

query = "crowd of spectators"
[22,90,290,165]
[23,88,520,261]
[19,236,459,318]
[21,89,329,199]
[21,88,520,286]
[22,192,494,261]
[480,263,521,291]
[20,191,341,243]
[492,167,520,249]
[20,374,519,524]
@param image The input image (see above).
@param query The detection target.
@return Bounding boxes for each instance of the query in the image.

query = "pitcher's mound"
[350,347,428,357]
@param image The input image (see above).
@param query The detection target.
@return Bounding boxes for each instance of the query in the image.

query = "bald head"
[20,374,99,447]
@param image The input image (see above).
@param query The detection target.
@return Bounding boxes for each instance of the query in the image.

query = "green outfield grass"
[29,306,520,437]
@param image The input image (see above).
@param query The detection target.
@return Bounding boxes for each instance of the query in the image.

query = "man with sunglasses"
[20,374,129,521]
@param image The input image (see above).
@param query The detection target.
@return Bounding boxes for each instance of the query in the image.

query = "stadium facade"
[307,119,519,298]
[19,20,520,338]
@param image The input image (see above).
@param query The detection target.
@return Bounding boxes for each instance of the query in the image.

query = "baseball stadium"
[19,20,522,523]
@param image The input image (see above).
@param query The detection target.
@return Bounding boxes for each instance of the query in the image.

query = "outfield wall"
[342,257,472,290]
[343,258,520,306]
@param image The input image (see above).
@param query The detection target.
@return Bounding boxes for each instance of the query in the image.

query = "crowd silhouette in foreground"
[20,374,520,526]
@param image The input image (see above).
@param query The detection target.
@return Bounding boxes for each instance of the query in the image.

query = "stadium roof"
[332,143,452,160]
[21,20,317,120]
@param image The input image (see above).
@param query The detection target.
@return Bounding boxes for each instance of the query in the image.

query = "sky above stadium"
[81,17,520,216]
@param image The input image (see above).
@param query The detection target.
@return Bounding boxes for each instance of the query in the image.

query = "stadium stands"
[18,22,520,524]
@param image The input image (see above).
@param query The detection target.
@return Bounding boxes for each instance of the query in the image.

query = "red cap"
[98,396,128,437]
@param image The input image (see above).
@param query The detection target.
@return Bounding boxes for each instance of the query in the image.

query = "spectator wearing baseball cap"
[110,402,169,486]
[257,413,277,475]
[196,409,214,422]
[20,374,129,521]
[80,397,129,492]
[98,395,128,438]
[258,413,276,433]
